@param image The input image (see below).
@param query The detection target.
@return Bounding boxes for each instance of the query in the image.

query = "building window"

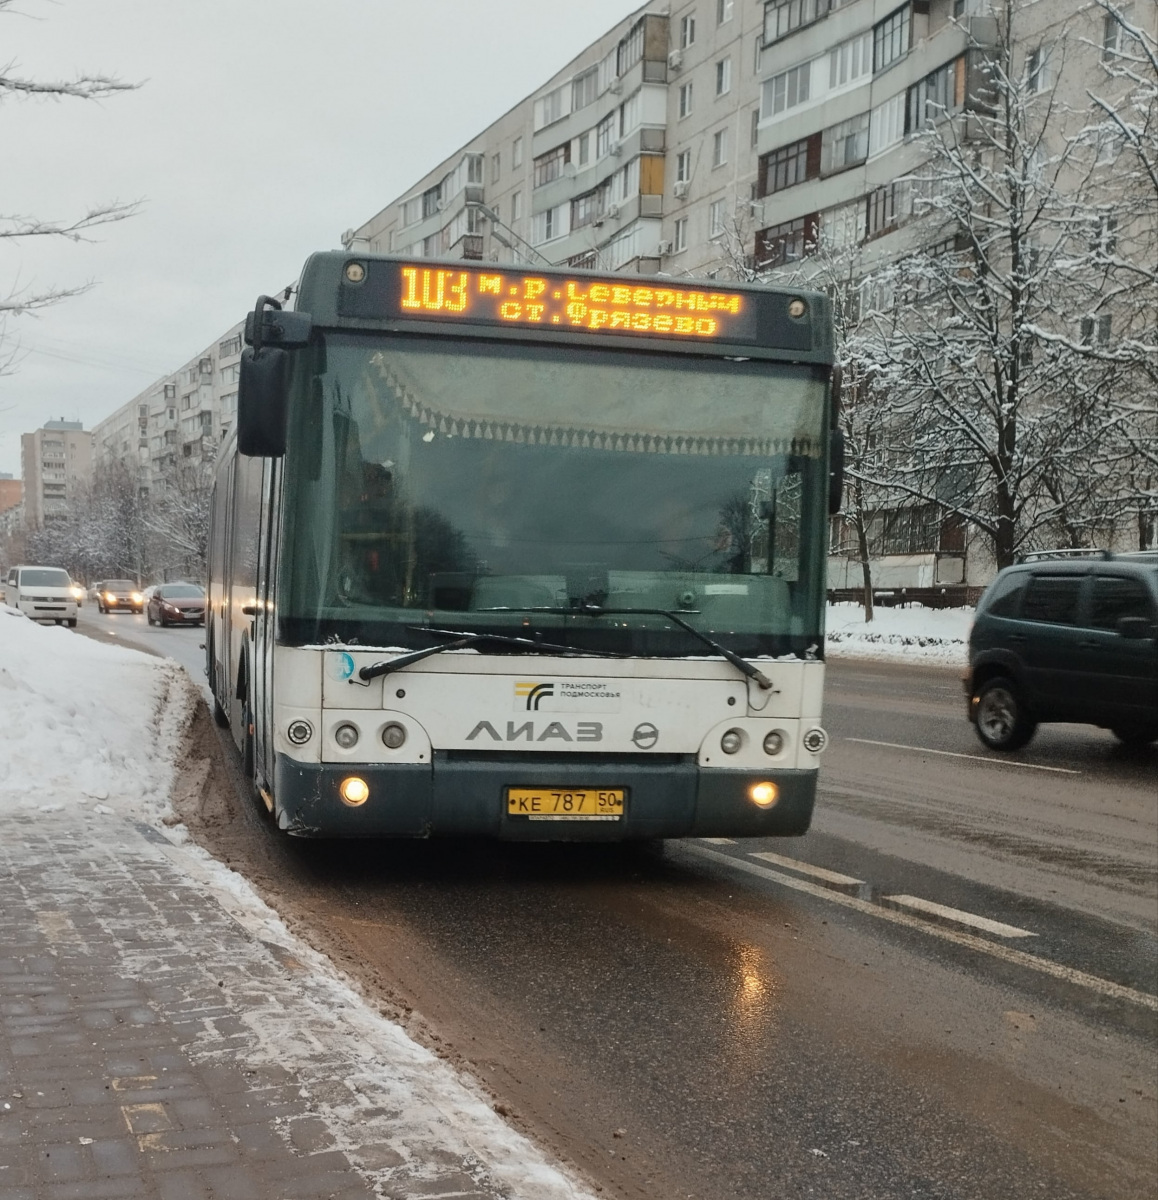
[759,134,820,195]
[1091,213,1118,256]
[218,334,241,358]
[718,0,734,23]
[513,136,523,169]
[1025,44,1051,94]
[1103,6,1132,59]
[709,198,727,237]
[572,67,598,111]
[534,84,570,131]
[533,143,571,188]
[820,114,869,173]
[674,216,688,251]
[577,131,591,167]
[865,181,907,236]
[619,90,642,137]
[678,82,694,118]
[680,14,696,48]
[829,30,871,88]
[764,0,830,45]
[422,185,440,219]
[571,187,606,229]
[617,19,645,76]
[763,60,812,118]
[219,363,240,385]
[873,6,910,74]
[511,190,523,222]
[907,58,964,132]
[712,128,729,167]
[532,204,569,245]
[491,153,501,183]
[676,149,692,182]
[597,112,615,157]
[755,213,819,266]
[716,57,732,96]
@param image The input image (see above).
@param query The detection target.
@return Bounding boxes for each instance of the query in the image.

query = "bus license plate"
[507,788,625,820]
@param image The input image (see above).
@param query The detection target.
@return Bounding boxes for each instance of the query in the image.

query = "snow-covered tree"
[144,458,215,582]
[844,0,1150,569]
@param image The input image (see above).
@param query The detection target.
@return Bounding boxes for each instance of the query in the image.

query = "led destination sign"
[380,264,760,343]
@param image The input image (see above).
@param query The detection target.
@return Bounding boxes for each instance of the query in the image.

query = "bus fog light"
[762,730,785,756]
[334,722,360,749]
[287,720,313,745]
[720,729,744,755]
[381,722,406,749]
[749,781,779,808]
[339,776,370,806]
[802,727,828,754]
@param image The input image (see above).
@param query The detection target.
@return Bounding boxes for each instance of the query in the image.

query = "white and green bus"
[207,253,841,839]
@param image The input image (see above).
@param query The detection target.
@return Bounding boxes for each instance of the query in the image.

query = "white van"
[3,564,79,626]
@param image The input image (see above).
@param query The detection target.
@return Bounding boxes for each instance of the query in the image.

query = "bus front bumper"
[272,752,815,840]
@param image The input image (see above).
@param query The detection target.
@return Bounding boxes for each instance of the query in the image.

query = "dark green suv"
[966,552,1158,750]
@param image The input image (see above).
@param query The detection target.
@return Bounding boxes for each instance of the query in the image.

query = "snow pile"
[825,601,973,667]
[0,605,194,818]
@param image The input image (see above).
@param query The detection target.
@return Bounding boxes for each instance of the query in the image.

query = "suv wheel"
[974,677,1037,751]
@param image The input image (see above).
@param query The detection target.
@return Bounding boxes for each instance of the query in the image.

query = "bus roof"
[292,252,834,365]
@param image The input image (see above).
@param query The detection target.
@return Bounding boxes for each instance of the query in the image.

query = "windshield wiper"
[475,606,775,691]
[353,626,624,684]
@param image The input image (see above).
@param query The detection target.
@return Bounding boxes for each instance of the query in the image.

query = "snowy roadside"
[825,601,972,669]
[0,605,597,1200]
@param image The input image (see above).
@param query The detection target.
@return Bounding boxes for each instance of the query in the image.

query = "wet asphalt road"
[77,610,1158,1199]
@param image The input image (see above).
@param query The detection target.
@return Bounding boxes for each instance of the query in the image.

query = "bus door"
[251,458,280,791]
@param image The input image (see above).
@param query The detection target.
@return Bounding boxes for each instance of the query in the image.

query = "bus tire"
[242,702,255,780]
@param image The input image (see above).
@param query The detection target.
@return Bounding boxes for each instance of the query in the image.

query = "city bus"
[206,252,840,839]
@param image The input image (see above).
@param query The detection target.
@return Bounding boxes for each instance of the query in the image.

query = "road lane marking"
[684,844,1158,1012]
[699,837,736,844]
[845,738,1082,775]
[751,851,862,888]
[883,894,1035,939]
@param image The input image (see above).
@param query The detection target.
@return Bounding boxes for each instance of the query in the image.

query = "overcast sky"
[0,0,644,476]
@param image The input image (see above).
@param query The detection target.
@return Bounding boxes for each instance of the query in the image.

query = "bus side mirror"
[828,428,845,515]
[238,346,289,457]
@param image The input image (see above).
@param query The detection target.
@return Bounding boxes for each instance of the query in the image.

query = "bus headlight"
[762,730,785,756]
[334,722,360,749]
[720,729,744,755]
[802,727,828,754]
[339,776,370,806]
[287,720,313,745]
[748,781,779,808]
[381,722,406,749]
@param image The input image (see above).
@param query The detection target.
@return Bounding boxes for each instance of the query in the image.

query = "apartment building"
[347,0,1086,282]
[19,420,92,530]
[92,320,245,487]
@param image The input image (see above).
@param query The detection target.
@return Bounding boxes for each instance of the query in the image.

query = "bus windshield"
[278,332,830,658]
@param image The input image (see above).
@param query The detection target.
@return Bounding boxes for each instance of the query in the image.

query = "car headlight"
[105,593,116,602]
[70,587,83,601]
[131,592,143,604]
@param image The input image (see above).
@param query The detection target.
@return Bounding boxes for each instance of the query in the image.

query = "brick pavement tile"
[88,1136,140,1176]
[201,1164,265,1200]
[154,1168,212,1200]
[45,1179,152,1200]
[0,815,563,1200]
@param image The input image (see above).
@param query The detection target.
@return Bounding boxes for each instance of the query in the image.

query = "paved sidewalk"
[0,809,589,1200]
